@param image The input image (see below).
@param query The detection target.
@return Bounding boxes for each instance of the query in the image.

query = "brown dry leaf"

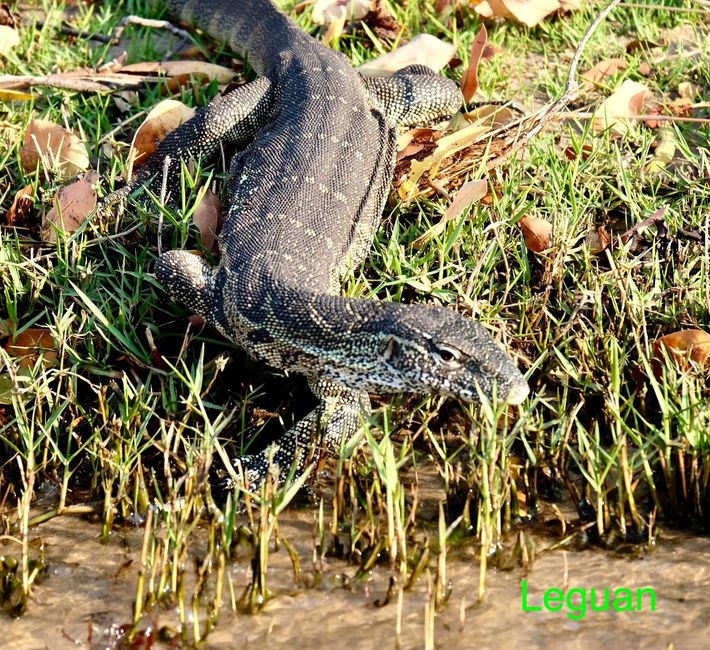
[482,44,504,59]
[6,184,34,227]
[587,224,611,254]
[312,0,373,25]
[363,0,400,40]
[4,328,58,368]
[130,99,195,168]
[475,0,564,27]
[42,170,99,242]
[398,121,491,199]
[654,329,710,370]
[358,34,456,75]
[412,179,488,249]
[20,119,89,180]
[120,60,236,84]
[581,57,627,89]
[461,24,487,103]
[0,24,19,56]
[592,80,650,136]
[193,189,223,255]
[563,143,593,161]
[444,179,488,222]
[519,215,552,253]
[0,89,35,101]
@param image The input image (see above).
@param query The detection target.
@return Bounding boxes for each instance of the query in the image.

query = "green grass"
[0,0,708,640]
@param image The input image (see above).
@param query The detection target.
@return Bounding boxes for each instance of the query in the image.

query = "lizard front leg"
[156,250,217,319]
[104,76,274,205]
[231,378,371,490]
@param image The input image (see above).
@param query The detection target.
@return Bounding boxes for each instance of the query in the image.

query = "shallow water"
[7,514,710,649]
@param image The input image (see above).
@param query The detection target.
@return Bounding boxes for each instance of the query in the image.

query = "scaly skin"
[116,0,529,488]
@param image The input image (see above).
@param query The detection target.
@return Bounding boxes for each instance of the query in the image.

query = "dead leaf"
[444,179,488,222]
[620,206,667,245]
[519,215,552,252]
[412,178,488,248]
[638,62,652,77]
[587,224,611,254]
[42,171,99,242]
[0,4,16,27]
[20,119,89,180]
[461,25,487,103]
[312,0,373,25]
[654,329,710,370]
[4,328,58,368]
[398,119,493,198]
[482,44,504,59]
[592,80,650,135]
[581,58,627,89]
[0,88,35,101]
[120,60,236,84]
[193,189,223,255]
[6,184,34,227]
[114,90,139,113]
[475,0,564,27]
[563,143,593,161]
[646,126,676,174]
[129,99,195,168]
[0,24,19,56]
[358,34,456,75]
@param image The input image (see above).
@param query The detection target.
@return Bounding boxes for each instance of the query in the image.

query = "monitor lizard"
[111,0,530,488]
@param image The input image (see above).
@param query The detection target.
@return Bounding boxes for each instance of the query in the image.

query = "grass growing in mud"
[0,0,708,643]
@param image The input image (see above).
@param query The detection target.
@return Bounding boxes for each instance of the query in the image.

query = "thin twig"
[112,15,193,45]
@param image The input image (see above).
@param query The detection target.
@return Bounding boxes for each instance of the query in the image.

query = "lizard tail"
[163,0,309,75]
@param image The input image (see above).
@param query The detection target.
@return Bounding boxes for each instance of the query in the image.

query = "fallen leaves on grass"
[413,178,488,248]
[519,215,552,252]
[475,0,575,27]
[654,330,710,371]
[312,0,373,25]
[119,60,236,85]
[646,126,676,174]
[397,121,492,200]
[129,99,195,167]
[20,119,89,180]
[3,328,58,369]
[42,171,99,242]
[592,80,650,136]
[358,34,456,75]
[580,57,627,90]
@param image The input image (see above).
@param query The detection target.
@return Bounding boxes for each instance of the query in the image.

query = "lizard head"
[337,303,529,405]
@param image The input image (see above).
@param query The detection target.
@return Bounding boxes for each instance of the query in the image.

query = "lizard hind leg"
[155,250,217,320]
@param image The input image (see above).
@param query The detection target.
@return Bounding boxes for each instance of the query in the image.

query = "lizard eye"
[435,345,462,365]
